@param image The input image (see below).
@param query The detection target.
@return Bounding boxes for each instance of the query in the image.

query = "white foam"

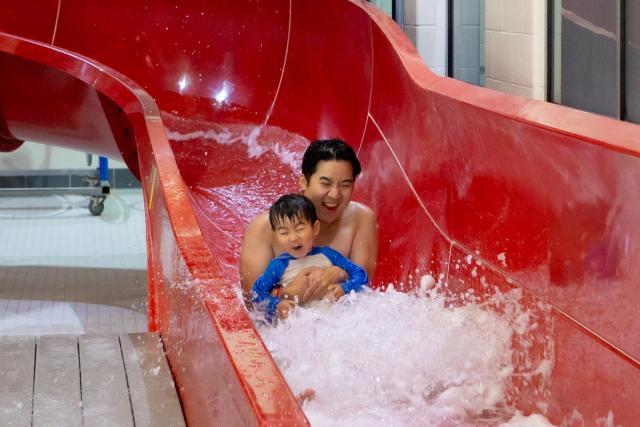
[419,274,436,293]
[497,252,507,267]
[595,410,617,427]
[257,288,556,426]
[471,266,478,277]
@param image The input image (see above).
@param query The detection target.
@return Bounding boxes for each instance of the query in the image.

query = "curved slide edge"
[0,33,308,425]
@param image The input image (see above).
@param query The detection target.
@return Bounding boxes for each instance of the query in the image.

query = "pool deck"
[0,332,185,427]
[0,191,183,426]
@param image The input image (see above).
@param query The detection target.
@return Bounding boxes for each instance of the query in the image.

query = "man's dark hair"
[269,194,318,230]
[301,138,361,181]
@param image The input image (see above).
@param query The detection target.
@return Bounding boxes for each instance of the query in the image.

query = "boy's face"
[299,160,354,224]
[273,216,320,258]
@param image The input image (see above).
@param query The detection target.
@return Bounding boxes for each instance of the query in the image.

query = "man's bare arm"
[350,205,378,280]
[301,205,378,303]
[239,214,275,300]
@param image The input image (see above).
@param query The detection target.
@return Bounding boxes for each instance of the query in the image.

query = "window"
[549,0,639,123]
[627,0,640,122]
[368,0,395,19]
[449,0,485,86]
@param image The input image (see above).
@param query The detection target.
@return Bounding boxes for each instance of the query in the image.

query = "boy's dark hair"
[269,194,318,230]
[301,138,361,181]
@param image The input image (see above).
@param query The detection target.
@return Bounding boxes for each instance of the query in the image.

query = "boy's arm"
[319,247,368,294]
[240,214,275,302]
[251,258,287,322]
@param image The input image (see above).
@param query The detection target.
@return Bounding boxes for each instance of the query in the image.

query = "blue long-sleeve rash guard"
[251,246,368,322]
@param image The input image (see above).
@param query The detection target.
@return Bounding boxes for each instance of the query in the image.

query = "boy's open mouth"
[292,244,303,250]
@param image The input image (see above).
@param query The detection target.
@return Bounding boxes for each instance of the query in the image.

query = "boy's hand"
[324,284,345,302]
[296,388,316,405]
[276,300,296,321]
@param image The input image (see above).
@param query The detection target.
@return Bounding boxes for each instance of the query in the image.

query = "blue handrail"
[99,156,109,181]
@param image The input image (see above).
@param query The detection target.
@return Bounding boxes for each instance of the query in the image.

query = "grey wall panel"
[627,0,640,123]
[561,0,620,118]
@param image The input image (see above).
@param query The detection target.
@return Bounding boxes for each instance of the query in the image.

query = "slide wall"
[1,1,639,424]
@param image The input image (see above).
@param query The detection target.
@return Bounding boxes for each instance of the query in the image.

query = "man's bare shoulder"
[240,211,275,293]
[346,201,376,223]
[244,212,272,240]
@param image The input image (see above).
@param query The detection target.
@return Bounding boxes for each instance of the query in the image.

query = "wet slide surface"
[2,0,640,425]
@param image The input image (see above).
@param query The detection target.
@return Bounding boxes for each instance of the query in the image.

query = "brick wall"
[485,0,547,99]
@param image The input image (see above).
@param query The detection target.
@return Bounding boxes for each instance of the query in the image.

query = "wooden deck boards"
[80,335,134,427]
[0,336,35,427]
[121,333,186,427]
[33,335,82,427]
[0,333,184,427]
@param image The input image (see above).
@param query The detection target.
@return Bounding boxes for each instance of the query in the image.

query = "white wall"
[0,143,127,171]
[403,0,448,76]
[485,0,547,99]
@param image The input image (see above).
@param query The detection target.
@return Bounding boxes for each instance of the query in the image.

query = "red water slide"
[1,1,639,425]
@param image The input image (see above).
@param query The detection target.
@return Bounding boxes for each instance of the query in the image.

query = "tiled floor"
[0,189,147,335]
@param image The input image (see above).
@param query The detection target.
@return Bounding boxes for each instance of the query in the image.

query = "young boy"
[251,194,368,322]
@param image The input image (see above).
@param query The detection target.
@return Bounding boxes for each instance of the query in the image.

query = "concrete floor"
[0,189,148,335]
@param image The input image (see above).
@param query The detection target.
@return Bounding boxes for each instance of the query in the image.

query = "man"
[240,138,378,304]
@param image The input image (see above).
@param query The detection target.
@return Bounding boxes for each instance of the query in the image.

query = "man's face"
[273,216,320,258]
[300,160,354,224]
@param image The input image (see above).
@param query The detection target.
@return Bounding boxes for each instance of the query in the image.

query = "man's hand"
[301,266,347,303]
[324,284,345,302]
[281,272,311,301]
[276,300,296,321]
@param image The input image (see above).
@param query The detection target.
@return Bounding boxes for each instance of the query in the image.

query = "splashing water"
[256,286,556,426]
[163,113,308,174]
